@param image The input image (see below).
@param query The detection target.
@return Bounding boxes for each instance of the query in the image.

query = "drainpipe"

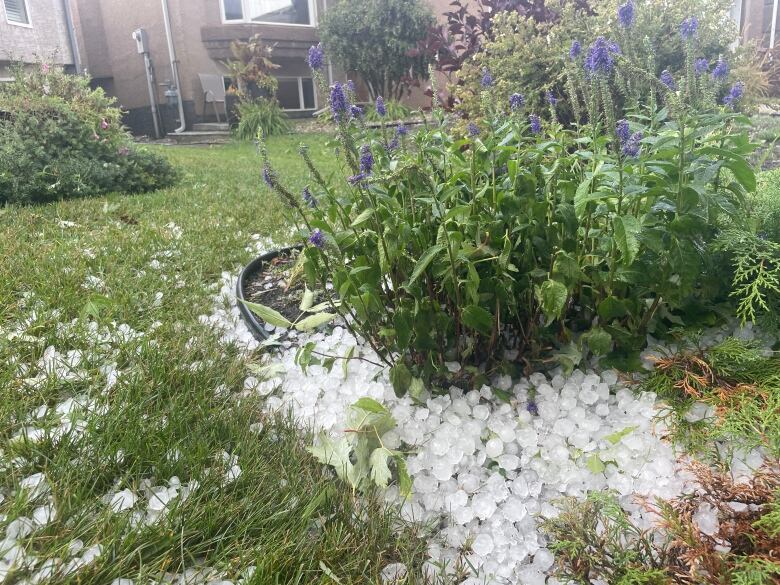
[771,0,779,48]
[62,0,81,73]
[161,0,186,133]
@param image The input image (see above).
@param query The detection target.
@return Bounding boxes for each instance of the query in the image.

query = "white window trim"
[221,0,317,27]
[3,0,33,27]
[276,76,317,111]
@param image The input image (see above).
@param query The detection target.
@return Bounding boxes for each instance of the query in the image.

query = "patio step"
[167,130,232,145]
[192,122,230,132]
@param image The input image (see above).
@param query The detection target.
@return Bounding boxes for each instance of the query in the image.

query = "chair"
[198,73,228,123]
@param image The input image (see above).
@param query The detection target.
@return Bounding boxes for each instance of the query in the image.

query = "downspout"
[62,0,81,73]
[771,0,779,49]
[161,0,186,133]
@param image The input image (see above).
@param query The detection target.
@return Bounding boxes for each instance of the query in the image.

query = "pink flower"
[100,119,109,130]
[41,63,50,74]
[118,146,130,156]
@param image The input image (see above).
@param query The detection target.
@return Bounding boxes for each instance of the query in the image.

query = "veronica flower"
[569,40,582,60]
[694,58,709,76]
[330,83,348,120]
[622,131,643,158]
[617,1,635,28]
[307,44,325,70]
[375,96,387,117]
[262,166,274,188]
[527,401,538,416]
[680,16,699,40]
[616,119,630,144]
[387,137,400,152]
[723,81,745,108]
[359,144,374,175]
[347,173,367,185]
[346,79,356,93]
[529,114,542,134]
[546,91,558,106]
[585,36,620,75]
[308,229,325,249]
[396,123,408,137]
[350,105,364,119]
[510,93,525,111]
[660,70,676,90]
[481,68,494,88]
[712,57,729,81]
[302,186,317,207]
[468,122,480,137]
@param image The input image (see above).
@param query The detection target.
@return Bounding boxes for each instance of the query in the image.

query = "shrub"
[0,64,177,205]
[235,99,290,141]
[362,99,412,123]
[319,0,434,100]
[256,28,756,387]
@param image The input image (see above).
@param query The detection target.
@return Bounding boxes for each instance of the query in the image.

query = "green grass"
[0,136,430,584]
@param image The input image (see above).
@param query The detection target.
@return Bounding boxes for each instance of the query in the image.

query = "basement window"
[4,0,31,26]
[221,0,315,26]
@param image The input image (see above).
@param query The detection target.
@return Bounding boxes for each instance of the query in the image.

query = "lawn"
[0,136,429,584]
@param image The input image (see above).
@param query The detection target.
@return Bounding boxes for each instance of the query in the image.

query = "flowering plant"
[257,24,755,385]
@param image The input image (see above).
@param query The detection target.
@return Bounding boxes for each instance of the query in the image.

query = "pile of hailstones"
[202,270,763,584]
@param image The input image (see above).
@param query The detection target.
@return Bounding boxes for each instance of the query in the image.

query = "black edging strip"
[236,246,303,342]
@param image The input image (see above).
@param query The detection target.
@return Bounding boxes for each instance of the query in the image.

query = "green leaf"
[536,279,568,321]
[406,244,446,286]
[294,312,337,331]
[409,377,426,402]
[582,327,612,356]
[613,215,641,266]
[598,296,628,321]
[308,434,354,485]
[350,208,375,228]
[461,304,494,336]
[389,362,412,397]
[352,397,388,414]
[395,455,412,498]
[342,345,354,380]
[247,362,286,379]
[369,447,393,488]
[605,426,638,445]
[552,251,584,286]
[585,454,606,474]
[553,342,582,375]
[241,300,294,328]
[393,310,412,349]
[299,288,315,312]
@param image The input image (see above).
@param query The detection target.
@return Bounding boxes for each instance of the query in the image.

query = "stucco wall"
[0,0,74,71]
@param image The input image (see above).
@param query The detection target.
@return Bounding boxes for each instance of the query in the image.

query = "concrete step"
[167,130,232,145]
[192,122,230,132]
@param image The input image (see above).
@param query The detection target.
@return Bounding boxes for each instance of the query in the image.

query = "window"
[222,0,315,26]
[4,0,30,25]
[276,77,316,111]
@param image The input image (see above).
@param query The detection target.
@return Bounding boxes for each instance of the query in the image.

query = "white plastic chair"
[198,74,228,123]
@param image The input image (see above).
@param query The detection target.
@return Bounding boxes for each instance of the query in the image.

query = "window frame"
[3,0,32,27]
[275,76,318,112]
[221,0,317,27]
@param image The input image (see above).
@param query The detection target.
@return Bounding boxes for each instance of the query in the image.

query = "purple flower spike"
[569,40,582,60]
[510,93,525,111]
[546,91,558,106]
[616,119,630,144]
[695,58,709,76]
[350,104,364,119]
[622,131,643,158]
[330,83,348,120]
[387,137,400,152]
[262,166,274,187]
[346,79,356,93]
[618,1,635,28]
[468,122,480,137]
[712,57,729,81]
[396,123,408,137]
[680,16,699,40]
[481,68,493,88]
[529,114,542,134]
[527,401,539,416]
[585,36,620,76]
[302,186,317,208]
[660,70,676,90]
[375,96,387,117]
[307,43,325,70]
[348,173,367,186]
[308,229,325,249]
[723,81,745,108]
[359,144,374,175]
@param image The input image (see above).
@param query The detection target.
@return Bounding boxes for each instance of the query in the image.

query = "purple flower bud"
[712,57,729,81]
[359,144,374,175]
[723,81,745,108]
[387,137,400,152]
[302,186,316,207]
[510,93,525,111]
[695,58,709,76]
[680,16,699,40]
[529,114,542,134]
[330,83,348,120]
[481,68,493,88]
[375,96,387,117]
[262,166,274,187]
[546,91,558,106]
[307,43,325,70]
[396,123,408,137]
[527,401,538,416]
[622,131,642,158]
[347,79,356,93]
[616,119,630,144]
[585,36,620,76]
[468,122,480,137]
[350,104,363,119]
[569,40,582,60]
[617,1,635,28]
[347,173,367,185]
[308,229,325,249]
[660,69,676,90]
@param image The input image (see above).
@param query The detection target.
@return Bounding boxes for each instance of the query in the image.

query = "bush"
[257,28,756,387]
[319,0,434,100]
[235,99,290,141]
[0,64,177,205]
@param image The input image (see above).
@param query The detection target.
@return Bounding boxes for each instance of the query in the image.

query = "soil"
[243,249,321,324]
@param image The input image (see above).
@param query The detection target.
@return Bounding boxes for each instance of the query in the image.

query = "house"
[0,0,80,80]
[735,0,780,49]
